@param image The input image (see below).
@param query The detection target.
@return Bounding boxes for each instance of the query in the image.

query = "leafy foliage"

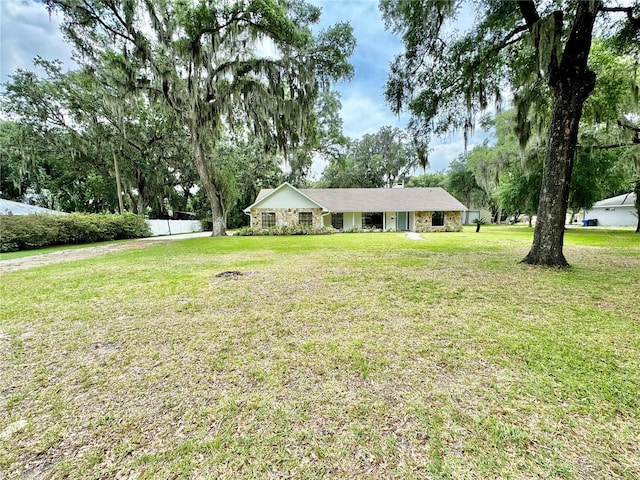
[445,156,489,210]
[0,213,150,252]
[44,0,356,235]
[235,225,334,236]
[1,60,196,217]
[319,126,418,188]
[406,172,446,188]
[381,0,640,265]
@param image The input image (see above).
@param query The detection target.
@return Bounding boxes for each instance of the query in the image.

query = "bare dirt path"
[0,232,212,274]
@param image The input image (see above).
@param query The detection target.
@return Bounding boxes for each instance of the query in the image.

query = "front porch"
[322,211,463,232]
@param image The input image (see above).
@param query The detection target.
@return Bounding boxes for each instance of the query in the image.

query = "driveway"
[1,231,214,273]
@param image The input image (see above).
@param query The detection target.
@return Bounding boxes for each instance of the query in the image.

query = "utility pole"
[113,151,125,214]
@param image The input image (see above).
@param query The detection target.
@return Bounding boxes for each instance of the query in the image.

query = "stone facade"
[414,211,463,232]
[250,208,323,229]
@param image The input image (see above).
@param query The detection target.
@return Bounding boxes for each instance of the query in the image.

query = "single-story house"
[583,192,637,227]
[244,182,468,232]
[0,199,67,216]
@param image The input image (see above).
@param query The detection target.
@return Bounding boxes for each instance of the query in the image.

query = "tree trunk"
[191,129,226,236]
[136,179,146,216]
[522,81,594,267]
[112,152,124,214]
[522,5,597,267]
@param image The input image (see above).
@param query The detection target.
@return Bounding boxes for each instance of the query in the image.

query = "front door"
[397,212,408,231]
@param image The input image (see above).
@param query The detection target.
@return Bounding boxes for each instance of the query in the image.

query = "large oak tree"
[381,0,639,267]
[45,0,355,235]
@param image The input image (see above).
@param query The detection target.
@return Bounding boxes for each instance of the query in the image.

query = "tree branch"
[578,140,639,150]
[193,10,244,41]
[518,1,541,29]
[618,118,640,133]
[76,0,135,44]
[472,27,528,69]
[601,6,640,29]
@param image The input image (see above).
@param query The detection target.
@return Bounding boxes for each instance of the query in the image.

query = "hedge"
[0,213,151,253]
[235,225,335,236]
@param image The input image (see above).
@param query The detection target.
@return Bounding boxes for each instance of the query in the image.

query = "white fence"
[146,219,203,236]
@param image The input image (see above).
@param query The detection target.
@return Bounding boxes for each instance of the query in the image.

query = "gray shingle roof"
[254,186,467,212]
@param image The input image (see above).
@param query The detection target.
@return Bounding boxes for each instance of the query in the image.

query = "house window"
[299,211,313,226]
[261,212,276,228]
[432,211,445,227]
[362,212,383,229]
[331,212,344,230]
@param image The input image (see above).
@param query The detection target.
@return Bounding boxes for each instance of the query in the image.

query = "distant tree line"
[2,1,639,244]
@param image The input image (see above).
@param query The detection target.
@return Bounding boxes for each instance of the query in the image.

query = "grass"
[1,225,639,479]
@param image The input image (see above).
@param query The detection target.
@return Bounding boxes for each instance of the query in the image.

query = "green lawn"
[1,226,639,479]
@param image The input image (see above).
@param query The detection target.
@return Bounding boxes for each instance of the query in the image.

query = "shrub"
[473,217,487,233]
[0,213,151,252]
[235,225,335,236]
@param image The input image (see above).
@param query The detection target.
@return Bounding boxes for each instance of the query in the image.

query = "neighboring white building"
[0,199,67,216]
[584,193,637,227]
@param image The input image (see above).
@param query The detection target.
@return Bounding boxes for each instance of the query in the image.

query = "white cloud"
[0,1,75,82]
[428,128,492,173]
[310,0,501,175]
[339,93,406,138]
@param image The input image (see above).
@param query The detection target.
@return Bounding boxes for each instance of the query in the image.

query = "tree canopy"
[318,126,418,188]
[381,0,640,266]
[44,0,355,235]
[1,59,196,216]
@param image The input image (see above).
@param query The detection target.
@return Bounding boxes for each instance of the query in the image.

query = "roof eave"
[243,182,328,213]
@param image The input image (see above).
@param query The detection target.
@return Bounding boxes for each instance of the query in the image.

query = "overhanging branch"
[579,140,640,150]
[601,6,640,29]
[518,1,541,29]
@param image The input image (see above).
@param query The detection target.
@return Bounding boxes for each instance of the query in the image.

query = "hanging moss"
[533,12,562,77]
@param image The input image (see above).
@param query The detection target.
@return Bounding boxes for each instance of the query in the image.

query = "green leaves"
[382,1,522,149]
[42,0,355,232]
[583,41,639,125]
[319,126,417,188]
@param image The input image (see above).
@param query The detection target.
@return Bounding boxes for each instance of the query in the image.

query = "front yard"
[1,226,639,478]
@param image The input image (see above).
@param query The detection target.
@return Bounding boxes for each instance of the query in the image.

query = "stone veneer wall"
[250,208,323,229]
[414,211,463,232]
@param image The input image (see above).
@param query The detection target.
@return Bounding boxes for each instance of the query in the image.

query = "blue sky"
[0,0,491,176]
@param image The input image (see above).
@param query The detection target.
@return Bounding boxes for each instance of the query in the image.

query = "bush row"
[0,213,151,252]
[235,225,336,236]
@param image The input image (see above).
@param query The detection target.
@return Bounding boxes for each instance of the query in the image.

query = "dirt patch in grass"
[213,270,256,279]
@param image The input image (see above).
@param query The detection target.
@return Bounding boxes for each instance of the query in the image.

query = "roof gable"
[244,183,326,212]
